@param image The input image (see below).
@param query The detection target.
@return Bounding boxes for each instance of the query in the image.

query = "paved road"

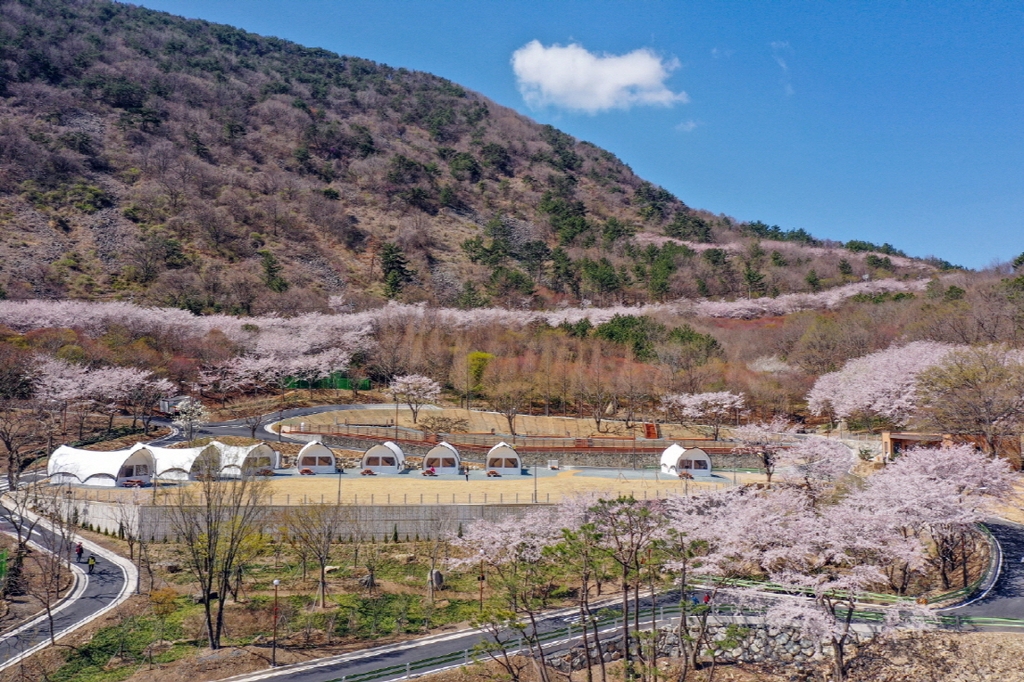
[0,474,136,672]
[945,519,1024,620]
[166,403,400,445]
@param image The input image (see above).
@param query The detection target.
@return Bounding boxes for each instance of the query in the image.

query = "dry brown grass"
[69,468,761,506]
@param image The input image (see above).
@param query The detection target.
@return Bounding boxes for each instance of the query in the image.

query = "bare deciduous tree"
[285,503,348,608]
[166,463,269,649]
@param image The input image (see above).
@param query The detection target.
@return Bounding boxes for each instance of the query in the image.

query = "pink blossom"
[806,341,958,425]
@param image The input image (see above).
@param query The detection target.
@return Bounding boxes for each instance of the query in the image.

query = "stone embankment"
[545,623,836,673]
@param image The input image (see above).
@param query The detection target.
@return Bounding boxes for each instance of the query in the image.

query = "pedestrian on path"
[87,554,97,574]
[75,542,83,563]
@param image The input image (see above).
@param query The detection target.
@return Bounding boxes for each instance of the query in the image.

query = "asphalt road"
[167,403,400,445]
[0,473,135,672]
[945,519,1024,621]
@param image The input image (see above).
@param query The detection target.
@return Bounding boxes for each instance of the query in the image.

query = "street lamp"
[533,458,538,504]
[272,579,281,667]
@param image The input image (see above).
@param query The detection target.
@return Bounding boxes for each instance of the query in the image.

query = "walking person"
[87,554,97,574]
[75,542,83,563]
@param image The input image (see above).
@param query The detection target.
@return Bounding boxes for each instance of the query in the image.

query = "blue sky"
[136,1,1023,269]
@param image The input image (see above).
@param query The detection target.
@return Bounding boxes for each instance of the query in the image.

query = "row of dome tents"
[282,440,525,475]
[47,439,709,487]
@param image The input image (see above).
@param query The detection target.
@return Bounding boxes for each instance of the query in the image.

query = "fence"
[277,600,1024,682]
[281,422,728,454]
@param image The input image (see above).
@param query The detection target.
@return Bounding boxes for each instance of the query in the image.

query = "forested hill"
[0,0,944,314]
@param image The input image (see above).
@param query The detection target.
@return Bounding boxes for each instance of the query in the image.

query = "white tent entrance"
[659,444,712,478]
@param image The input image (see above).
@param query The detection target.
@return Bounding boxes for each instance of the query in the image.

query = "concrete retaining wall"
[70,498,543,541]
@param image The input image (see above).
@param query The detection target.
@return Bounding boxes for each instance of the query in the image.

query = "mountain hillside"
[0,0,947,314]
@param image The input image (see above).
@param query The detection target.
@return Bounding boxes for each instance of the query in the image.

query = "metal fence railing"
[318,599,1024,682]
[280,423,725,453]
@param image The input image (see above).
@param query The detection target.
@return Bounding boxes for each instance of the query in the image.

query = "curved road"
[944,519,1024,621]
[0,402,382,669]
[0,479,136,671]
[6,404,1024,678]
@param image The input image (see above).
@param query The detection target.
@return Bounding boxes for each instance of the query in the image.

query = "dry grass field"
[71,467,762,506]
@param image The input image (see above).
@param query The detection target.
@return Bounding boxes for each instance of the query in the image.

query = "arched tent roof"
[147,443,220,481]
[48,444,156,487]
[660,444,712,477]
[362,441,406,472]
[49,440,281,485]
[424,442,460,473]
[486,442,522,473]
[296,441,337,474]
[219,443,278,476]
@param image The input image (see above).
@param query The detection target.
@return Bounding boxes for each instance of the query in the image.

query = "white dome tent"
[48,440,281,485]
[147,443,220,482]
[485,442,522,475]
[361,441,406,473]
[48,444,156,487]
[296,441,337,474]
[423,441,461,474]
[659,444,712,478]
[218,443,278,478]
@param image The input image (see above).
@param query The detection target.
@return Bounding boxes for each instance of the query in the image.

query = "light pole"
[394,400,399,441]
[272,579,280,667]
[533,458,538,504]
[337,462,343,505]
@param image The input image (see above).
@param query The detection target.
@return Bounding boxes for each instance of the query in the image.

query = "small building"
[361,441,406,473]
[423,441,461,474]
[48,444,156,487]
[158,395,193,415]
[881,431,1023,469]
[660,444,712,478]
[485,442,522,475]
[295,441,337,474]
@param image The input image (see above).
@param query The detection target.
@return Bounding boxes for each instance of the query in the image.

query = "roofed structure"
[361,441,406,473]
[659,444,712,478]
[485,442,522,474]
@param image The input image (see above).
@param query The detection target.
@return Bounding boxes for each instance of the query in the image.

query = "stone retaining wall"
[297,434,762,470]
[545,623,835,674]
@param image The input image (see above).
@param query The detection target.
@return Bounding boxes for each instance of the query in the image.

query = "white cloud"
[675,120,699,132]
[511,40,688,114]
[770,41,795,95]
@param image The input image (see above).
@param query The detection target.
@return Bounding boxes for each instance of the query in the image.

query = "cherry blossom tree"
[775,438,853,498]
[174,398,210,442]
[851,443,1014,589]
[731,416,799,483]
[660,391,745,440]
[806,341,956,430]
[450,509,563,682]
[388,374,441,424]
